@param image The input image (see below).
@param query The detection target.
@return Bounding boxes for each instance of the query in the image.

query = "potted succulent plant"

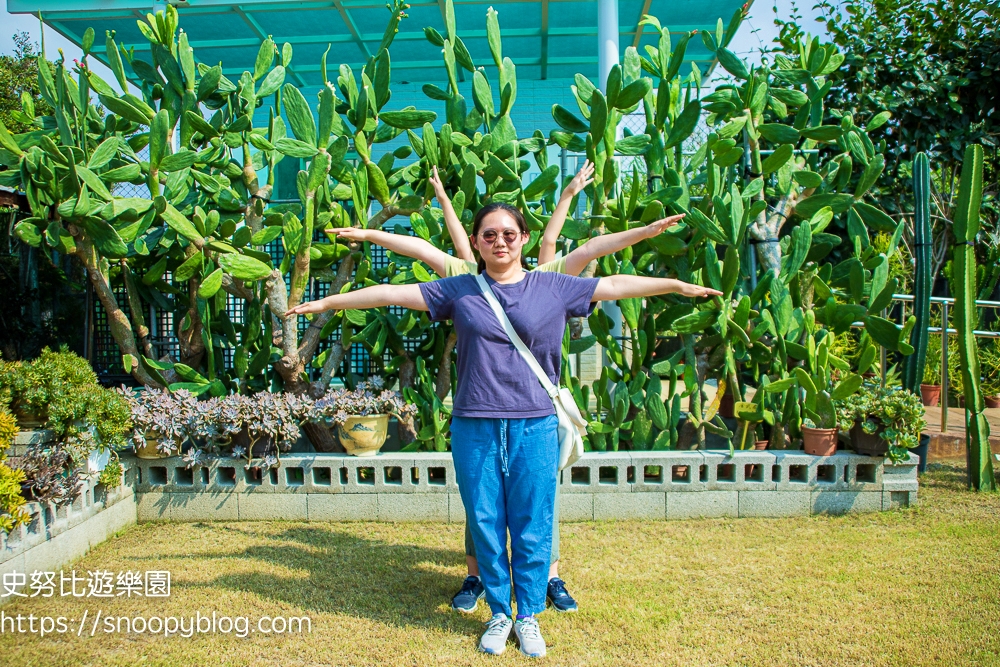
[182,395,244,469]
[837,385,927,462]
[62,384,132,474]
[307,378,416,457]
[8,444,83,506]
[118,387,197,458]
[919,334,942,406]
[232,392,311,469]
[794,326,864,456]
[979,338,1000,408]
[0,347,103,431]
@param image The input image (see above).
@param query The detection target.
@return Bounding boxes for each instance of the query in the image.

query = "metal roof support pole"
[597,0,624,345]
[597,0,619,91]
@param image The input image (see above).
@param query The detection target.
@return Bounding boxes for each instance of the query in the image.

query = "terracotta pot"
[337,414,390,457]
[986,396,1000,409]
[718,393,734,419]
[919,384,941,407]
[850,418,889,457]
[802,426,838,456]
[753,439,769,451]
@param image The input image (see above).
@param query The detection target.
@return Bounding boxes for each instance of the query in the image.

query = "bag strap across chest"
[474,273,558,399]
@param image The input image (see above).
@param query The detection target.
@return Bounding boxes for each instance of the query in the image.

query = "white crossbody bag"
[475,273,587,470]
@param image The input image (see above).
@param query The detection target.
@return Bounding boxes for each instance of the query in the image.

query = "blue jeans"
[450,415,559,617]
[465,487,560,563]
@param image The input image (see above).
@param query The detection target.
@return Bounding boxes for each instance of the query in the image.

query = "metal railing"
[885,294,1000,433]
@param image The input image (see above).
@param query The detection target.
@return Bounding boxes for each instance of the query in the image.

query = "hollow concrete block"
[237,493,306,521]
[883,489,916,510]
[306,494,377,521]
[666,490,739,519]
[594,492,665,520]
[559,493,594,522]
[739,490,811,518]
[167,491,240,521]
[377,493,449,522]
[811,490,883,515]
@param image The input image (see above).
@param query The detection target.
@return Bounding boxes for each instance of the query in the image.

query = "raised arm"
[539,160,595,265]
[563,214,685,275]
[591,275,722,302]
[325,227,451,277]
[285,284,427,316]
[429,166,474,263]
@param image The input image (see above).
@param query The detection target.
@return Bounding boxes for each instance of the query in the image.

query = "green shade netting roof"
[9,0,745,87]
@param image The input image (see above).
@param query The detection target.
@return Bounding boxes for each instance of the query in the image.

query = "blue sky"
[1,0,827,81]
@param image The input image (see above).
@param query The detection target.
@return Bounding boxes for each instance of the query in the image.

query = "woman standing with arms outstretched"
[287,203,720,658]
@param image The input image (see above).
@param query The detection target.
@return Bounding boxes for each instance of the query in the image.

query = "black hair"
[471,202,530,273]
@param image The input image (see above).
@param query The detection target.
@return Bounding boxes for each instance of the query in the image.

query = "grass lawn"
[3,463,1000,666]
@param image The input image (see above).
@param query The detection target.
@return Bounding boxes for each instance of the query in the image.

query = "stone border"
[0,477,137,603]
[128,451,917,522]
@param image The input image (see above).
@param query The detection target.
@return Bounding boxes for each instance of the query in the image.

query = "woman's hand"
[643,214,685,237]
[325,227,368,243]
[676,282,723,298]
[429,165,447,198]
[285,300,330,317]
[562,160,595,200]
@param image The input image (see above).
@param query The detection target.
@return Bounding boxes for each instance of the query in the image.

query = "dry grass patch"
[3,463,999,666]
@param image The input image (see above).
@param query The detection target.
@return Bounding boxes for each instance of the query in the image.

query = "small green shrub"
[0,348,131,448]
[97,458,124,489]
[0,403,28,533]
[0,463,28,533]
[0,402,17,452]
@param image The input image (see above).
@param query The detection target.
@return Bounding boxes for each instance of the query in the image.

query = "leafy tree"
[0,33,51,134]
[775,0,999,292]
[779,0,999,185]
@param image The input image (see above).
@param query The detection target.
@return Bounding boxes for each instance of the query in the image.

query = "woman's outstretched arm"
[562,214,685,275]
[592,275,722,302]
[326,227,451,277]
[429,166,475,263]
[539,160,595,265]
[285,284,428,316]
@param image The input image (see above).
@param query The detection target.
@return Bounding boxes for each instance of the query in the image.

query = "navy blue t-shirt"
[419,271,599,419]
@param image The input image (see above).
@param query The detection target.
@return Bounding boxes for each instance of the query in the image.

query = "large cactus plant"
[1,4,429,397]
[952,144,995,491]
[903,152,932,394]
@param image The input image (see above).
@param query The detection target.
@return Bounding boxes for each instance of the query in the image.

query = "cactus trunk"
[952,144,995,491]
[903,153,932,394]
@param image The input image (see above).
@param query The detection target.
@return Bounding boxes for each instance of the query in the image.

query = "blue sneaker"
[546,577,578,612]
[451,576,485,613]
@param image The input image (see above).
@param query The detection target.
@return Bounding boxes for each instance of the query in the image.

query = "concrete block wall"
[128,450,918,523]
[0,477,137,604]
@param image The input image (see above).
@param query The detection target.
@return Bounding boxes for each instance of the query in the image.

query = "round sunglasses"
[477,228,523,244]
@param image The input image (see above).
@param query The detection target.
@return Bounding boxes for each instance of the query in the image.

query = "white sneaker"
[514,615,547,658]
[479,613,513,655]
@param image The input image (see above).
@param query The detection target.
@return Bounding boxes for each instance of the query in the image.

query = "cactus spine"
[952,144,995,491]
[903,152,931,394]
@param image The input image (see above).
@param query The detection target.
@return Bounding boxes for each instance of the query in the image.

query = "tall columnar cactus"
[903,152,932,394]
[952,144,995,491]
